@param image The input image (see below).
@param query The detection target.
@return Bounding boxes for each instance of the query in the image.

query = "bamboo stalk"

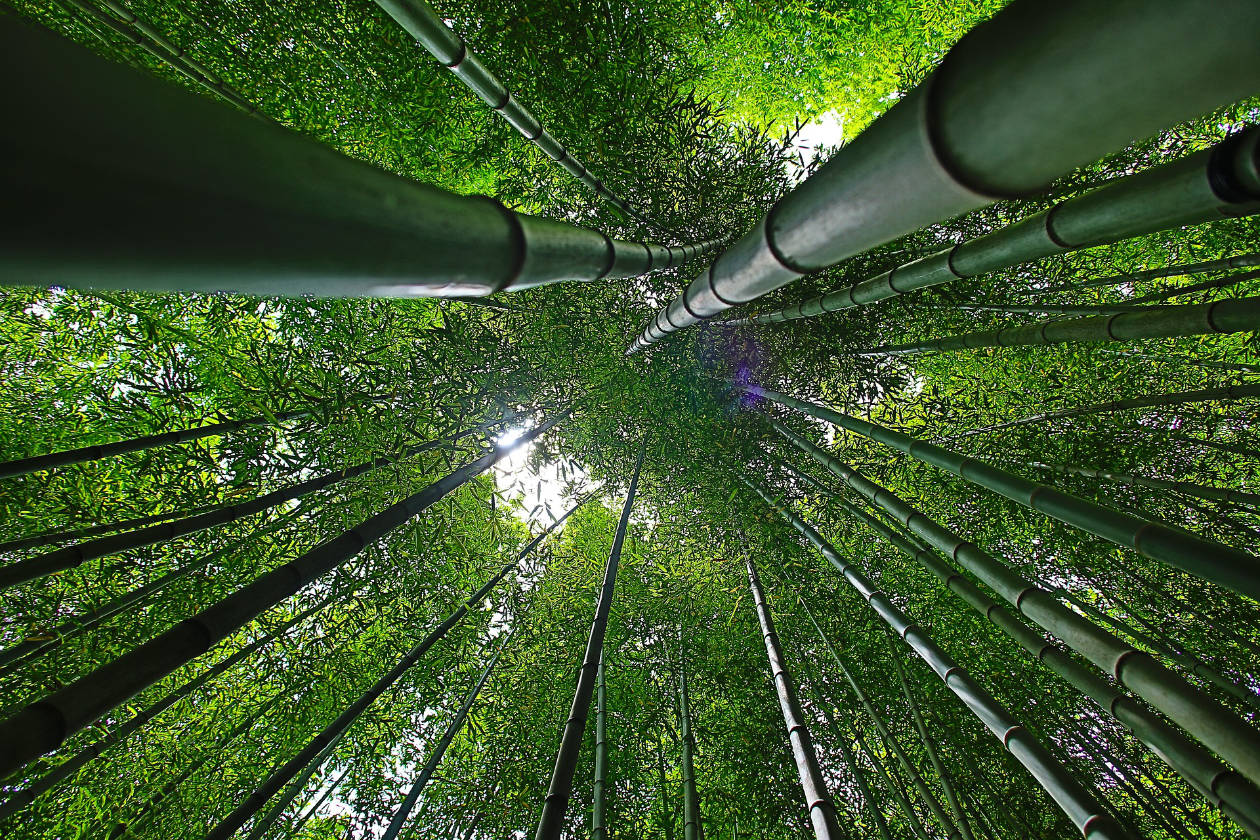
[811,696,893,840]
[379,632,509,840]
[747,386,1260,600]
[592,654,610,840]
[0,17,720,297]
[854,294,1260,357]
[241,728,350,840]
[771,439,1260,835]
[1030,252,1260,294]
[744,557,842,840]
[1032,461,1260,509]
[631,0,1260,350]
[739,475,1132,840]
[0,419,492,589]
[725,132,1260,330]
[0,411,565,777]
[374,0,651,226]
[534,445,644,840]
[0,406,312,480]
[678,634,702,840]
[944,382,1260,442]
[0,503,221,555]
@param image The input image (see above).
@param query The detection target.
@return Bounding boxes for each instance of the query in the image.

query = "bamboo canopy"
[629,0,1260,350]
[0,17,721,298]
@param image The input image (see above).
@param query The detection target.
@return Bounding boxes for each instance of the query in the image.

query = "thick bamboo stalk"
[1033,461,1260,508]
[534,445,644,840]
[745,557,842,840]
[591,655,609,840]
[855,295,1260,357]
[788,587,959,840]
[772,440,1260,835]
[0,580,356,821]
[0,419,490,589]
[0,411,565,777]
[726,132,1260,328]
[630,0,1260,349]
[380,636,508,840]
[1032,252,1260,294]
[945,382,1260,441]
[678,637,702,840]
[206,495,577,840]
[747,386,1260,599]
[882,631,976,840]
[0,406,311,480]
[374,0,649,225]
[0,505,312,674]
[0,18,720,297]
[739,475,1132,840]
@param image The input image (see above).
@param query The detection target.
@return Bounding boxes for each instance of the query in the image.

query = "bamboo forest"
[3,0,1260,837]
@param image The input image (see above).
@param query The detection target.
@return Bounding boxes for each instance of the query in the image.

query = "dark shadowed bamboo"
[0,506,312,674]
[591,654,610,840]
[745,557,842,839]
[240,730,349,840]
[0,411,565,777]
[740,475,1132,840]
[784,580,958,840]
[0,419,491,589]
[287,764,352,836]
[942,301,1141,317]
[375,0,646,225]
[534,445,644,840]
[1032,252,1260,294]
[0,18,718,297]
[0,406,311,480]
[632,1,1260,351]
[0,580,359,821]
[772,441,1260,835]
[748,386,1260,599]
[0,503,220,554]
[206,494,578,840]
[1032,461,1260,508]
[855,295,1260,357]
[727,130,1260,329]
[945,382,1260,441]
[382,636,508,840]
[678,637,702,840]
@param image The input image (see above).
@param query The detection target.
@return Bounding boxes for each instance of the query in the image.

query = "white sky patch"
[786,110,845,182]
[494,426,592,527]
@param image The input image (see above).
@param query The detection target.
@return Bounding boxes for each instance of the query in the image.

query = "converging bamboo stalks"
[0,410,566,777]
[739,475,1133,840]
[723,130,1260,329]
[0,17,721,298]
[629,0,1260,350]
[1030,252,1260,295]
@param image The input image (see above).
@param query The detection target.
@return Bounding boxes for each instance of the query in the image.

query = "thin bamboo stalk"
[1031,252,1260,294]
[286,763,352,835]
[745,557,842,839]
[771,443,1260,836]
[881,631,976,840]
[381,635,508,840]
[811,696,893,840]
[1130,268,1260,303]
[747,386,1260,600]
[678,636,702,840]
[0,406,312,480]
[854,295,1260,357]
[943,382,1260,442]
[941,302,1142,317]
[534,445,644,840]
[739,475,1131,840]
[0,411,566,777]
[0,18,720,297]
[241,728,349,840]
[206,495,575,840]
[847,709,929,838]
[1096,349,1260,374]
[592,654,610,840]
[0,419,491,589]
[724,132,1260,329]
[632,0,1260,350]
[1032,461,1260,509]
[374,0,649,226]
[0,503,220,554]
